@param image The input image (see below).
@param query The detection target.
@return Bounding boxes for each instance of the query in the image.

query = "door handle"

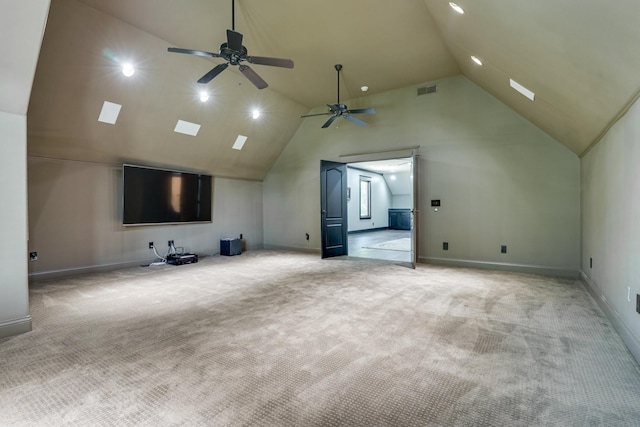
[321,210,327,215]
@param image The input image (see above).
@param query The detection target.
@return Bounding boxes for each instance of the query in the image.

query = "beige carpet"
[1,250,639,426]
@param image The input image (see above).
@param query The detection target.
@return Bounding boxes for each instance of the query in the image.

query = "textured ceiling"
[24,0,640,180]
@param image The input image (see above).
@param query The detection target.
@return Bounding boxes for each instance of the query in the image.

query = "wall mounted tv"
[122,164,212,226]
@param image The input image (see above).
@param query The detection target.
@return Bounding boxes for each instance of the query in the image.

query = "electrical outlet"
[240,233,243,239]
[501,245,507,254]
[29,252,38,261]
[168,240,174,247]
[305,233,310,241]
[149,242,154,249]
[443,242,448,250]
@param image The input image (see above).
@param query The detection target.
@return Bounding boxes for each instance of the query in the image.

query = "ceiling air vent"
[417,85,437,96]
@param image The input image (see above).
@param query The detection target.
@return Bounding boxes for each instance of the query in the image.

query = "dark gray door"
[320,160,348,258]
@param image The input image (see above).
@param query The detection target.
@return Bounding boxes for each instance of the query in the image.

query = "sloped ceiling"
[26,0,640,180]
[0,1,49,116]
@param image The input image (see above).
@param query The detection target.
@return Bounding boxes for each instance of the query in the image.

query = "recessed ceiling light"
[122,63,135,77]
[449,2,464,14]
[174,119,201,136]
[199,91,209,102]
[232,135,248,150]
[471,56,483,66]
[252,109,261,119]
[509,79,535,101]
[98,101,121,124]
[361,86,369,92]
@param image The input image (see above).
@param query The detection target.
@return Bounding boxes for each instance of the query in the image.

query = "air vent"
[417,85,437,96]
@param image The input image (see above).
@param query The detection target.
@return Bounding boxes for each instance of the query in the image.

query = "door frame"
[338,147,420,268]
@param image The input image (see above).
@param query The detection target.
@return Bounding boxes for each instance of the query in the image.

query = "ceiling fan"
[300,64,376,128]
[167,0,293,89]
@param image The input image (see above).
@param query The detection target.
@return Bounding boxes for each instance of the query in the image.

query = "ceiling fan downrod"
[335,64,342,104]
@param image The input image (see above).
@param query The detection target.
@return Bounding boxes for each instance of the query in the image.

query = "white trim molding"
[0,316,32,339]
[580,271,640,366]
[421,256,579,279]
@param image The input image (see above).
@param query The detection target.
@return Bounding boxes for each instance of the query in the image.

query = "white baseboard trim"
[580,271,640,366]
[29,259,153,282]
[28,246,264,282]
[263,244,321,255]
[0,316,32,339]
[420,256,579,279]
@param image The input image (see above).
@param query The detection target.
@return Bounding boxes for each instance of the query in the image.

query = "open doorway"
[346,158,413,263]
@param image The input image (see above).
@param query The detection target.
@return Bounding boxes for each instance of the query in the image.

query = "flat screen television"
[122,164,212,226]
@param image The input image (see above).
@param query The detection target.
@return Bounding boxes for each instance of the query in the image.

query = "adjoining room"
[347,158,413,264]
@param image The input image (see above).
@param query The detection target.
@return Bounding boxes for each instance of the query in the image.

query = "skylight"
[232,135,248,150]
[509,79,535,101]
[98,101,121,124]
[449,2,464,14]
[174,120,201,136]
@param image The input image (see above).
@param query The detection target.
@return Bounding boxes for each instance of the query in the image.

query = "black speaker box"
[220,238,242,256]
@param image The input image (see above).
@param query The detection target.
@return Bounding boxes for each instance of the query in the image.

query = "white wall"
[581,96,640,362]
[0,113,31,337]
[392,195,412,209]
[263,76,580,275]
[387,170,412,208]
[347,167,391,232]
[27,157,263,278]
[0,0,50,338]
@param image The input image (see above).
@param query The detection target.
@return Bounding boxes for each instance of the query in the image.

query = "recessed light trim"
[232,135,248,150]
[509,79,535,101]
[174,120,201,136]
[361,85,369,92]
[252,109,261,119]
[122,63,135,77]
[449,2,465,14]
[471,55,483,66]
[98,101,121,124]
[199,91,209,102]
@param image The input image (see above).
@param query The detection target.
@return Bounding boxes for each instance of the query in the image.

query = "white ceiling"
[350,159,412,174]
[18,0,640,179]
[350,159,413,196]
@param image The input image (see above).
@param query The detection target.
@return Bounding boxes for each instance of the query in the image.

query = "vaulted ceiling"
[22,0,640,180]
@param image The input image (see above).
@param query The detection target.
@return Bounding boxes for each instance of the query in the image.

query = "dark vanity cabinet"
[388,209,411,230]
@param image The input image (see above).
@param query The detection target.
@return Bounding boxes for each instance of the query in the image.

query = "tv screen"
[122,164,212,226]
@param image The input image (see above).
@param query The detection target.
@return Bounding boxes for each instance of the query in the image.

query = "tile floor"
[347,229,412,263]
